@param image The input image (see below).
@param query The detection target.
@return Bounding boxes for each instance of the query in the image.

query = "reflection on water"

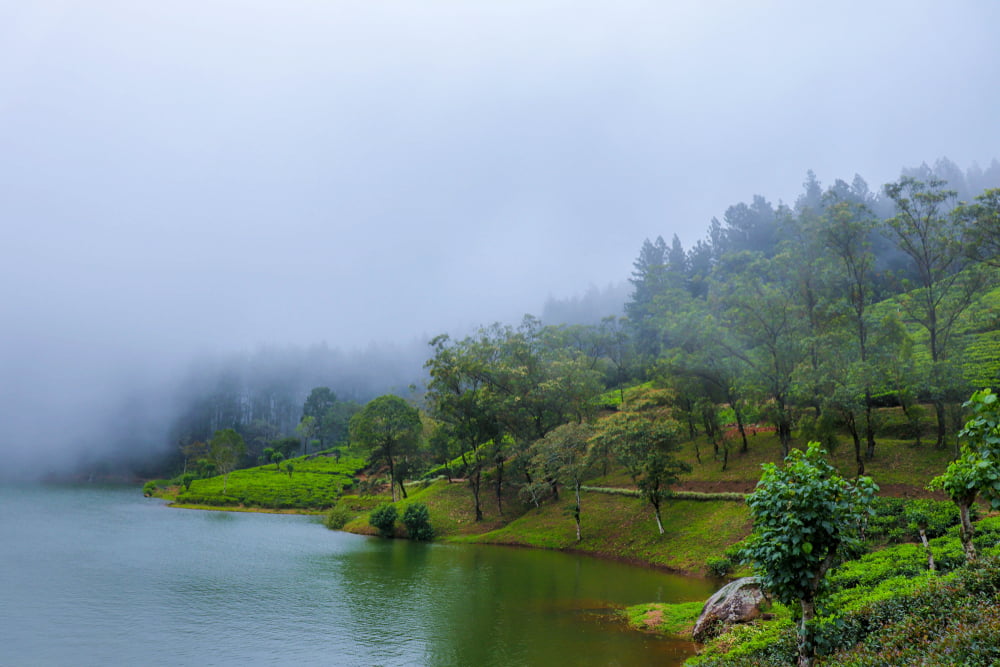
[0,484,711,666]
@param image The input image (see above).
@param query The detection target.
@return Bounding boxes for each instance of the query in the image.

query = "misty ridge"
[13,154,994,482]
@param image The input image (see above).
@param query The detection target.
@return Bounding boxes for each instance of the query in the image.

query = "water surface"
[0,484,713,666]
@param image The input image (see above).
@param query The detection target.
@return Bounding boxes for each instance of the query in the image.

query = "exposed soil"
[641,607,664,631]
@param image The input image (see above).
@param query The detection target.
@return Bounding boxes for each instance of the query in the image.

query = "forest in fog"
[94,155,997,480]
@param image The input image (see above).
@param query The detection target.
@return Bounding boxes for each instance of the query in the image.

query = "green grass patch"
[462,491,751,574]
[624,601,704,635]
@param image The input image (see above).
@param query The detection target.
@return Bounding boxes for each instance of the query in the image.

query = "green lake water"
[0,484,715,666]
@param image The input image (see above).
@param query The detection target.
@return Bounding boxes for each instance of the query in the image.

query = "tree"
[820,196,881,460]
[302,387,341,449]
[742,442,878,667]
[349,394,422,502]
[589,412,690,534]
[425,333,505,521]
[957,188,1000,267]
[626,236,669,357]
[883,176,988,449]
[179,439,207,475]
[930,388,1000,563]
[295,416,316,456]
[260,447,283,471]
[369,503,398,537]
[401,503,435,541]
[529,422,595,541]
[719,256,806,455]
[208,428,247,495]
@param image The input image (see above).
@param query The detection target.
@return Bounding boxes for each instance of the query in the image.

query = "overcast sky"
[2,1,999,470]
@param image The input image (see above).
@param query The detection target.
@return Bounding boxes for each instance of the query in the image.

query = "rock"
[691,576,767,642]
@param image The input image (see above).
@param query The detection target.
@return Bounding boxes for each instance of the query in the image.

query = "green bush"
[706,556,733,577]
[402,502,435,541]
[369,503,398,537]
[142,481,158,497]
[323,506,352,530]
[866,497,964,545]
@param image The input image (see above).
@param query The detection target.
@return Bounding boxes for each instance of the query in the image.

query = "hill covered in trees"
[140,156,1000,666]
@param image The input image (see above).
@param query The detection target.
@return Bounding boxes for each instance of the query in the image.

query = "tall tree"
[626,236,669,357]
[302,387,338,449]
[719,257,806,456]
[349,394,422,502]
[820,196,881,460]
[956,188,1000,268]
[295,415,316,456]
[208,428,247,495]
[883,176,988,449]
[425,333,503,520]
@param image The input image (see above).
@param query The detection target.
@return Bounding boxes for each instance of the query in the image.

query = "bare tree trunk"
[845,411,864,477]
[573,483,582,542]
[734,407,749,453]
[934,399,947,449]
[864,391,876,460]
[797,598,816,667]
[495,458,504,517]
[652,500,665,535]
[470,469,483,522]
[959,501,977,563]
[918,527,936,571]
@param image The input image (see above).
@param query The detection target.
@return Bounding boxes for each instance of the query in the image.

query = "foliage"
[350,394,422,502]
[401,502,435,541]
[705,555,734,577]
[865,497,963,544]
[369,502,398,537]
[743,442,878,666]
[930,389,1000,561]
[176,455,362,509]
[687,615,797,667]
[744,443,878,603]
[323,505,352,530]
[207,428,247,494]
[589,411,690,534]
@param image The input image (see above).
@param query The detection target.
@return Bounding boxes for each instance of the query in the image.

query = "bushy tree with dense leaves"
[742,442,878,667]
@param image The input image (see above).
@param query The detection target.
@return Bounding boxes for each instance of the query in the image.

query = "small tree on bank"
[589,412,689,535]
[743,442,878,667]
[529,421,595,541]
[930,388,1000,563]
[208,428,247,495]
[350,394,422,502]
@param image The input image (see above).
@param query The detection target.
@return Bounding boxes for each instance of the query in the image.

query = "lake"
[0,484,715,666]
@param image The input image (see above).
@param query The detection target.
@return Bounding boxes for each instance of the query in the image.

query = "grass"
[453,488,751,574]
[671,425,956,494]
[623,601,705,635]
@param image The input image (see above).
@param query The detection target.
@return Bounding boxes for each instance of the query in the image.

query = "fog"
[2,1,999,477]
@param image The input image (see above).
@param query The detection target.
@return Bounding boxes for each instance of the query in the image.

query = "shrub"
[369,503,398,537]
[142,481,158,497]
[706,556,734,577]
[402,502,435,541]
[323,506,352,530]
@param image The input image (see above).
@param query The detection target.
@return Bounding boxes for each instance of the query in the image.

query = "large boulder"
[692,576,767,642]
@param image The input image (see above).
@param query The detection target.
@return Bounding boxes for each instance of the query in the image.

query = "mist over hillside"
[2,1,1000,478]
